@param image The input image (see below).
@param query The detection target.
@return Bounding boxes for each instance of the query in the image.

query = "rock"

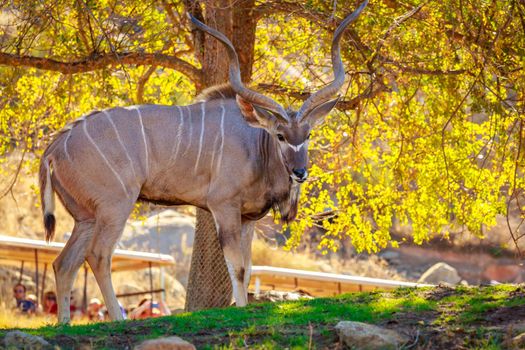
[380,250,400,262]
[512,332,525,348]
[318,262,333,273]
[122,209,195,258]
[418,262,461,285]
[4,330,50,349]
[483,264,522,283]
[335,321,409,350]
[134,336,196,350]
[512,321,525,334]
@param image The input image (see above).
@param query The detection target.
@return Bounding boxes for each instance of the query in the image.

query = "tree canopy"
[1,0,524,254]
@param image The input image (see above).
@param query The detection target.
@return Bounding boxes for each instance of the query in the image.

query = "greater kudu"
[39,2,368,323]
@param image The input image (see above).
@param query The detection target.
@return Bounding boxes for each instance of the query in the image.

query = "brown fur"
[195,83,237,101]
[39,110,101,243]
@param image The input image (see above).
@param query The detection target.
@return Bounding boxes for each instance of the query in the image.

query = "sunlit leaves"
[1,0,524,254]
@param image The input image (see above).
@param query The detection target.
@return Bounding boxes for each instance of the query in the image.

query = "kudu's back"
[39,93,280,240]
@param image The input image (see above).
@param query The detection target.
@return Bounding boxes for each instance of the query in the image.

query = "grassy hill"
[1,284,524,349]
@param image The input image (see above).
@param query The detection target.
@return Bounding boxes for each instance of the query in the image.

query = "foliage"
[0,285,522,349]
[276,0,525,253]
[0,0,524,253]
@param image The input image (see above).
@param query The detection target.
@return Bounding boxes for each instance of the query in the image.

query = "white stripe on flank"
[82,121,129,198]
[183,106,193,155]
[169,106,184,166]
[194,102,206,172]
[132,107,149,176]
[209,131,220,172]
[216,101,226,172]
[63,129,72,161]
[103,111,138,181]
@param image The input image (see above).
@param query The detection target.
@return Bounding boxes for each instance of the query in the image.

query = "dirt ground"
[3,285,522,350]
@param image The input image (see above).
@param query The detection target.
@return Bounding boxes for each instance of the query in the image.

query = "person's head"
[88,298,102,312]
[13,283,26,300]
[44,291,57,307]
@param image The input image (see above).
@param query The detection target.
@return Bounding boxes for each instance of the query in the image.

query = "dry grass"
[252,237,405,280]
[251,239,321,271]
[0,158,74,241]
[0,308,91,329]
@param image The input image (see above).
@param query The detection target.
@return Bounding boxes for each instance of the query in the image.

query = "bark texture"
[184,0,257,312]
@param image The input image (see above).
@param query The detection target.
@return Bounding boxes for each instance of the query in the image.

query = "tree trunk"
[233,0,256,83]
[184,0,257,312]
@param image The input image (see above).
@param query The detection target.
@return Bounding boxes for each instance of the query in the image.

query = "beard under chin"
[275,182,301,223]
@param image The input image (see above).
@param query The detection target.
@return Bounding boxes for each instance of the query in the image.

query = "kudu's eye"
[277,134,285,142]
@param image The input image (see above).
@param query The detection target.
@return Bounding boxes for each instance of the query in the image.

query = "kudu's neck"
[256,128,301,223]
[257,129,289,189]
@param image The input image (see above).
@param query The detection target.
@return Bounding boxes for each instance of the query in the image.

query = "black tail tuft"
[44,213,56,243]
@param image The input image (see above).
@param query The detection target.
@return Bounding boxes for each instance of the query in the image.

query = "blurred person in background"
[69,293,84,319]
[26,294,38,312]
[43,291,58,314]
[129,298,170,319]
[118,301,127,320]
[12,283,36,314]
[87,298,105,321]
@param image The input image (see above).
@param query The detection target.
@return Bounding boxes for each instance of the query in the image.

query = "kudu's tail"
[39,157,56,242]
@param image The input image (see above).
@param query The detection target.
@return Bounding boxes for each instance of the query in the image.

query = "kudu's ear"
[302,96,340,126]
[236,95,283,130]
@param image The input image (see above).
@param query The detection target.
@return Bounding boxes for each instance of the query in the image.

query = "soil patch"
[509,285,525,299]
[483,304,525,325]
[423,285,457,301]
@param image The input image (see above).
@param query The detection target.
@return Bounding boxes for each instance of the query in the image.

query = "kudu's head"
[189,1,367,184]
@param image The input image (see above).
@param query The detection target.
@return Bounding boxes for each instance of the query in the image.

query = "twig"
[506,119,524,257]
[403,329,420,349]
[368,1,429,67]
[308,322,313,350]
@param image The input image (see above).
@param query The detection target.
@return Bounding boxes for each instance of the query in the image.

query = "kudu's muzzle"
[291,167,308,183]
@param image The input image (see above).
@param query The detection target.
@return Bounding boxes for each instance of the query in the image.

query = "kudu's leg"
[53,219,95,323]
[86,205,133,321]
[241,220,255,292]
[209,204,248,306]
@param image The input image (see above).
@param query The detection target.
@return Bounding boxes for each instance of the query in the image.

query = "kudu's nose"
[292,168,308,182]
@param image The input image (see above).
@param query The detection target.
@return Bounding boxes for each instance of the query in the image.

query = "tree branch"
[0,51,203,88]
[136,65,157,104]
[383,60,467,75]
[258,81,391,111]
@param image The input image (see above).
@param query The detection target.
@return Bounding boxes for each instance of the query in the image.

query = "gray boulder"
[121,209,195,258]
[418,262,461,285]
[134,336,196,350]
[335,321,409,350]
[512,332,525,349]
[4,330,50,349]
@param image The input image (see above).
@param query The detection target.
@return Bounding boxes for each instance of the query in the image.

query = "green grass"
[435,284,524,325]
[1,284,523,349]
